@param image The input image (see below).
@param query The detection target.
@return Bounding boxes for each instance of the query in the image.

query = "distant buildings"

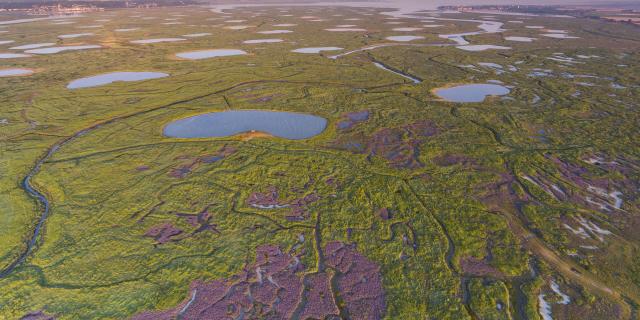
[0,4,103,14]
[0,1,193,14]
[438,4,640,26]
[30,5,104,15]
[601,16,640,26]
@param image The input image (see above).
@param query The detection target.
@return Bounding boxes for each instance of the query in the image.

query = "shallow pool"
[291,47,343,53]
[25,45,101,54]
[67,72,169,89]
[58,33,94,39]
[176,49,247,60]
[0,53,31,58]
[10,42,55,50]
[130,38,186,44]
[386,35,424,42]
[257,30,293,34]
[243,39,283,44]
[0,68,34,77]
[434,84,510,103]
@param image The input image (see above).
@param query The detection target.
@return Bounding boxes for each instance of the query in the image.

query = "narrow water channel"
[372,61,422,84]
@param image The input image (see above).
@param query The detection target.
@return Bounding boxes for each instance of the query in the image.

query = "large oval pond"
[67,72,169,89]
[164,110,327,140]
[434,84,510,103]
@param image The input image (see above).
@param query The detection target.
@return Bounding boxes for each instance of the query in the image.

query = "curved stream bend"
[0,119,104,278]
[0,141,65,278]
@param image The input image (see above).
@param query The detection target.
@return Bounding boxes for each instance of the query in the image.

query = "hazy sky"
[216,0,638,5]
[354,0,638,8]
[210,0,639,13]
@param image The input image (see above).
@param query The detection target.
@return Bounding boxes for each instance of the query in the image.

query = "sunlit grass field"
[0,5,639,319]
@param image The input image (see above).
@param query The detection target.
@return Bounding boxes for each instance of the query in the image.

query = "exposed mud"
[132,242,385,319]
[332,120,439,169]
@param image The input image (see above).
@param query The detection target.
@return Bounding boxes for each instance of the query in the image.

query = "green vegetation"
[0,4,639,320]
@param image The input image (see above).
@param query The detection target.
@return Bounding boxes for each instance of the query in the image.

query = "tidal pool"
[25,45,101,54]
[325,28,367,32]
[542,33,580,39]
[0,16,72,25]
[373,62,421,84]
[10,42,55,50]
[243,39,283,44]
[67,72,169,89]
[164,110,327,140]
[183,33,212,37]
[131,38,186,44]
[291,47,343,53]
[392,27,423,31]
[176,49,247,60]
[386,35,424,42]
[0,68,34,77]
[225,25,252,30]
[58,33,94,39]
[257,30,293,34]
[438,20,504,45]
[0,53,31,58]
[456,45,511,51]
[505,36,536,42]
[434,84,510,103]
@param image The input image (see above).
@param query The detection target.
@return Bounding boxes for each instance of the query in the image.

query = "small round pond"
[164,110,327,140]
[434,84,510,103]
